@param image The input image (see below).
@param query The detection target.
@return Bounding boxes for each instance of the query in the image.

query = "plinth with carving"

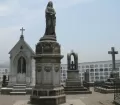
[30,1,66,105]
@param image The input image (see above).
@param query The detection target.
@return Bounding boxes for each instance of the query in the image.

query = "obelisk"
[30,1,66,105]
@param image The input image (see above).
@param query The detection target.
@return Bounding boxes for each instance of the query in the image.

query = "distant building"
[61,60,120,84]
[1,60,120,84]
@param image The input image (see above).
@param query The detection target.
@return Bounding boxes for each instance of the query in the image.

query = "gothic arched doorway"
[17,56,26,83]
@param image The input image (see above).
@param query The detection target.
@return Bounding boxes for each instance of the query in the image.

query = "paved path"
[13,99,86,105]
[13,100,28,105]
[0,88,115,105]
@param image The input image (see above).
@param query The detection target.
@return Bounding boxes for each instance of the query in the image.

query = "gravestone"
[30,1,66,105]
[95,47,119,93]
[83,70,90,90]
[84,70,89,82]
[64,50,92,94]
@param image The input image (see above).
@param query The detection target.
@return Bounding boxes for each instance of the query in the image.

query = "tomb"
[1,27,35,95]
[64,50,92,94]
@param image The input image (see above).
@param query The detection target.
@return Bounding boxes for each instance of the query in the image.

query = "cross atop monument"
[108,47,118,71]
[20,27,25,40]
[20,27,25,35]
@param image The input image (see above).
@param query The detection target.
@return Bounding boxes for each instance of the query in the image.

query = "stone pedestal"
[65,70,92,94]
[66,70,81,86]
[30,35,66,105]
[94,72,119,93]
[30,87,66,105]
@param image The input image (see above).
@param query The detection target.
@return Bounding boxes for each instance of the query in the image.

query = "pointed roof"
[9,35,34,55]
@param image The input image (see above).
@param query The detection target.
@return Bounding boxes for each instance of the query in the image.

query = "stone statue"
[67,50,78,70]
[45,1,56,35]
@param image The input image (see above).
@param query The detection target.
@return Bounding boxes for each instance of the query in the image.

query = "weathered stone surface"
[65,51,92,94]
[30,1,66,105]
[1,28,35,95]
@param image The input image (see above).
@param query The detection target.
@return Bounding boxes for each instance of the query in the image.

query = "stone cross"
[20,27,25,35]
[108,47,118,71]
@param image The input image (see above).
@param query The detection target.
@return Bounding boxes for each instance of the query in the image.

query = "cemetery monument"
[1,27,35,95]
[64,50,92,94]
[95,47,119,93]
[30,1,66,105]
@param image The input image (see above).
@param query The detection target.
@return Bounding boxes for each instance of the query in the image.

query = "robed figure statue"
[45,1,56,35]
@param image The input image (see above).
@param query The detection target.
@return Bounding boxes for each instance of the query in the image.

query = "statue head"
[47,1,53,8]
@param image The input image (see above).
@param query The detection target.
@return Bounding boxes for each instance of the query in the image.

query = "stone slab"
[1,87,32,95]
[94,87,114,93]
[13,99,86,105]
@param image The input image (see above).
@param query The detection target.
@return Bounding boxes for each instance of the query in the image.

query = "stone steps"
[65,88,88,91]
[14,84,26,86]
[12,89,26,92]
[10,91,26,95]
[65,91,92,94]
[13,86,26,88]
[65,86,85,88]
[10,84,27,95]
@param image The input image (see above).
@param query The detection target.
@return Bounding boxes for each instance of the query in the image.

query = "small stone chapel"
[8,27,35,87]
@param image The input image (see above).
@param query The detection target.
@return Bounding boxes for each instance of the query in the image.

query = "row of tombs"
[0,37,92,95]
[0,35,120,95]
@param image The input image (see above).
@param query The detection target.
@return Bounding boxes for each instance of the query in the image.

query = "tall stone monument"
[66,50,80,86]
[30,1,66,105]
[65,50,92,94]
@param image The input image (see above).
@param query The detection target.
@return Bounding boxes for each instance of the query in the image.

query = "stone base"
[94,87,115,93]
[64,86,92,94]
[30,95,66,105]
[1,87,12,94]
[65,79,92,94]
[30,87,66,105]
[1,87,32,95]
[1,84,33,95]
[40,35,56,41]
[13,98,86,105]
[66,79,81,86]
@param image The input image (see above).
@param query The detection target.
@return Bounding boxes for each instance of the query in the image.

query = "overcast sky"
[0,0,120,64]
